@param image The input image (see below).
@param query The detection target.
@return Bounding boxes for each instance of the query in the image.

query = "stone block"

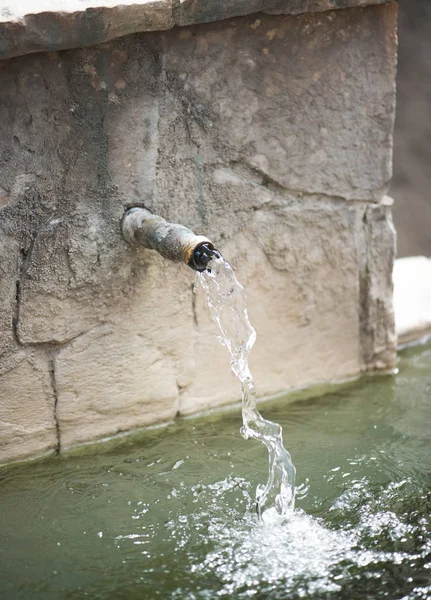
[157,5,397,207]
[176,0,391,25]
[0,1,393,60]
[54,259,195,447]
[0,1,174,59]
[0,234,19,358]
[180,196,380,414]
[0,352,57,464]
[359,197,397,370]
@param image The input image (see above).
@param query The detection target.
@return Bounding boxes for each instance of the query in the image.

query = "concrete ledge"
[394,256,431,345]
[0,0,393,60]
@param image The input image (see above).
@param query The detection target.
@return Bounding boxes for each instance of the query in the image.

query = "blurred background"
[391,0,431,257]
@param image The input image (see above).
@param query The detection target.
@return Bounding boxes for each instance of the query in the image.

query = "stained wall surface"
[0,1,398,462]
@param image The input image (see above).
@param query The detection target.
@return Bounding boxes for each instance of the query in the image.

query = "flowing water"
[196,255,296,516]
[1,345,431,598]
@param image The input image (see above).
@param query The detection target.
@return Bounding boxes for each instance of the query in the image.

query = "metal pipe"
[121,207,220,272]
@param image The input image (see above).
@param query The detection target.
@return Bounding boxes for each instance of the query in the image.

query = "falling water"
[196,255,296,516]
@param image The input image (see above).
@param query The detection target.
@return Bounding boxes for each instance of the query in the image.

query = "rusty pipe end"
[188,241,221,272]
[121,207,220,271]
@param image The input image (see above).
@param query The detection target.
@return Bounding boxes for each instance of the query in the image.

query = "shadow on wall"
[391,0,431,258]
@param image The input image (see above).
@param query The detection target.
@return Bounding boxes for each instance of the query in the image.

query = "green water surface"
[1,342,430,600]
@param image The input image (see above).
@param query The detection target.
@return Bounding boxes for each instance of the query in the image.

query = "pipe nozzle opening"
[189,242,221,272]
[121,207,220,271]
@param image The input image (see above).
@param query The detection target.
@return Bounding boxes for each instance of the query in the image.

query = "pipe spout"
[121,207,220,272]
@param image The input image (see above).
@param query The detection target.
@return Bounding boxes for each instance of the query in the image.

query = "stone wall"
[0,0,397,463]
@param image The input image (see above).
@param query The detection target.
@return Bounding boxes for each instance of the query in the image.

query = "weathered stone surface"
[0,1,174,60]
[358,197,397,370]
[0,352,57,463]
[155,5,397,206]
[182,198,363,414]
[181,195,397,414]
[394,256,431,345]
[0,4,397,459]
[54,258,194,448]
[177,0,390,25]
[0,235,19,358]
[0,5,397,348]
[0,0,393,60]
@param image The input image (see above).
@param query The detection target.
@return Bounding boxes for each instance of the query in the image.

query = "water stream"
[196,256,296,516]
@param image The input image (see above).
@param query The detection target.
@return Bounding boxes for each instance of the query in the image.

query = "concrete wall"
[0,0,397,463]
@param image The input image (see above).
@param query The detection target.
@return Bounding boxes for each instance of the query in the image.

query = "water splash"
[196,256,296,516]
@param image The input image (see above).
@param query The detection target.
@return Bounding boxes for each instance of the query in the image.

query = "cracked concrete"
[0,3,398,462]
[49,357,61,453]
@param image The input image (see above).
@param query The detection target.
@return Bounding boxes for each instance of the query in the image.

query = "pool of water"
[1,342,430,600]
